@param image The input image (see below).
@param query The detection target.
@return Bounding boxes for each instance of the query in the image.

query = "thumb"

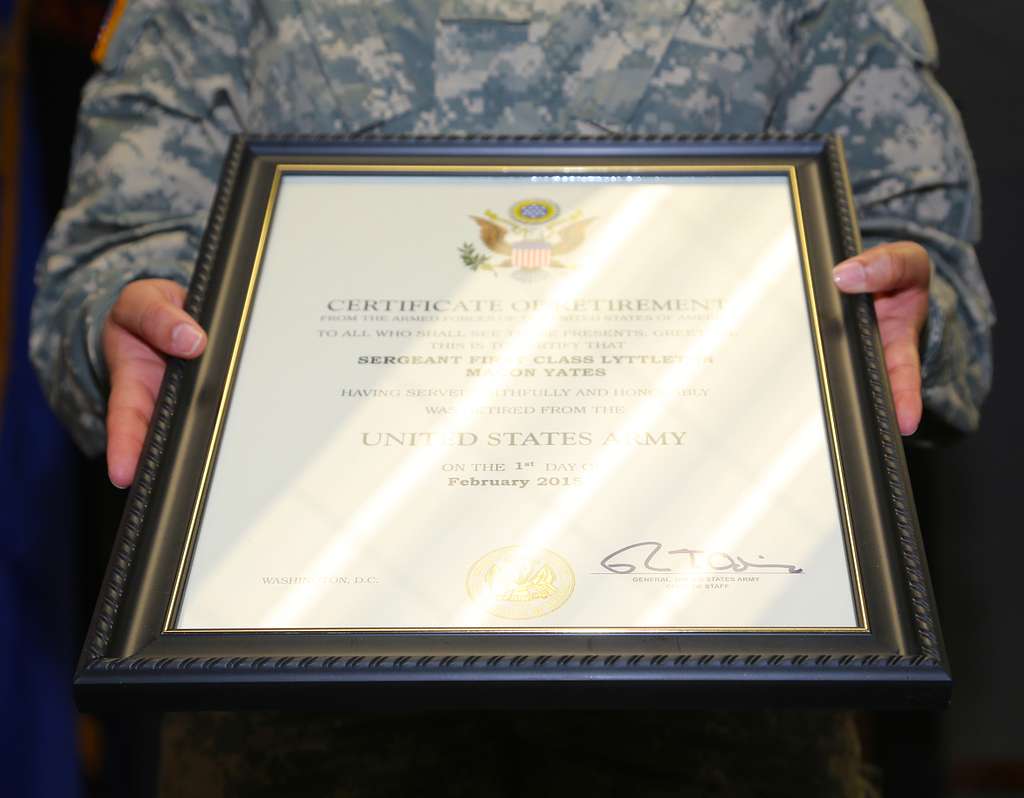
[109,279,206,358]
[832,242,930,295]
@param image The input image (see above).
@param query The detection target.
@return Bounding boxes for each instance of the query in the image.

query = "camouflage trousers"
[158,709,880,797]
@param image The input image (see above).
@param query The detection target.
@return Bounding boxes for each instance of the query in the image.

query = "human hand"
[102,279,207,487]
[833,242,931,436]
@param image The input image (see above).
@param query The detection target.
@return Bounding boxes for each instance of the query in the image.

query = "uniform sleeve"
[776,0,995,435]
[29,0,250,455]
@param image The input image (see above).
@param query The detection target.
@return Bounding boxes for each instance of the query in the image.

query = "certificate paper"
[175,172,861,632]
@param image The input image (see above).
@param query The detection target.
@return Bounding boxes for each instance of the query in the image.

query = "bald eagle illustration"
[469,215,595,271]
[484,559,559,602]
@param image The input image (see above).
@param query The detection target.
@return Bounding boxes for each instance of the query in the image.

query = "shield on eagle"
[511,240,553,270]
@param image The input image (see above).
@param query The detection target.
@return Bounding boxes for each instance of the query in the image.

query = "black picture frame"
[75,134,949,710]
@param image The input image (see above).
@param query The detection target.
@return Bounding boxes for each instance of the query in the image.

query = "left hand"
[833,241,931,436]
[102,279,207,487]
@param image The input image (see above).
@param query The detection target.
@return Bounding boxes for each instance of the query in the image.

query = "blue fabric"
[0,77,83,797]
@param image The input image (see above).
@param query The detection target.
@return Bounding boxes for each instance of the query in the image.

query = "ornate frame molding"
[76,135,949,708]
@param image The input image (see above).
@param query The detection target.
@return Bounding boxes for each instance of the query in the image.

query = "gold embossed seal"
[466,546,575,620]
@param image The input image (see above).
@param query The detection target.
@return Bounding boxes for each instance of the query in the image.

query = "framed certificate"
[75,135,949,709]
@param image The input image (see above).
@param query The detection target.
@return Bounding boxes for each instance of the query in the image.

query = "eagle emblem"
[466,546,576,620]
[484,559,559,602]
[458,198,594,280]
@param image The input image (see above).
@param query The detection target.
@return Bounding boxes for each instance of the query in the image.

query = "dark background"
[3,1,1022,795]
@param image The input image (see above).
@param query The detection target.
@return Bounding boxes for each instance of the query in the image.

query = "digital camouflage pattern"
[32,0,993,454]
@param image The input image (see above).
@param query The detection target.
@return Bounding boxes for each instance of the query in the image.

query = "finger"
[106,357,167,488]
[104,322,169,487]
[110,280,207,359]
[881,328,923,436]
[833,242,930,295]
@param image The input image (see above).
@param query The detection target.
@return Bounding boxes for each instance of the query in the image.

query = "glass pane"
[174,171,860,631]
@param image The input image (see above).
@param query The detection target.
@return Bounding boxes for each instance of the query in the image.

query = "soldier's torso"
[245,0,798,135]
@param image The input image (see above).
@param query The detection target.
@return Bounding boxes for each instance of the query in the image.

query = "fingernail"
[833,260,867,291]
[171,323,204,356]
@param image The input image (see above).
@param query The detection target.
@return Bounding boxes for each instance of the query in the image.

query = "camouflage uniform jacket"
[32,0,994,454]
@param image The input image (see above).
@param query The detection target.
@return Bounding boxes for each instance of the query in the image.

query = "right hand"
[102,279,207,488]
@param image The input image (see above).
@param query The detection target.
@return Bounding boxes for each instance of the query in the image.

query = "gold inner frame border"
[162,162,869,636]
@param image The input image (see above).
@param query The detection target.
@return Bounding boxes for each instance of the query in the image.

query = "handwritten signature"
[599,541,804,575]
